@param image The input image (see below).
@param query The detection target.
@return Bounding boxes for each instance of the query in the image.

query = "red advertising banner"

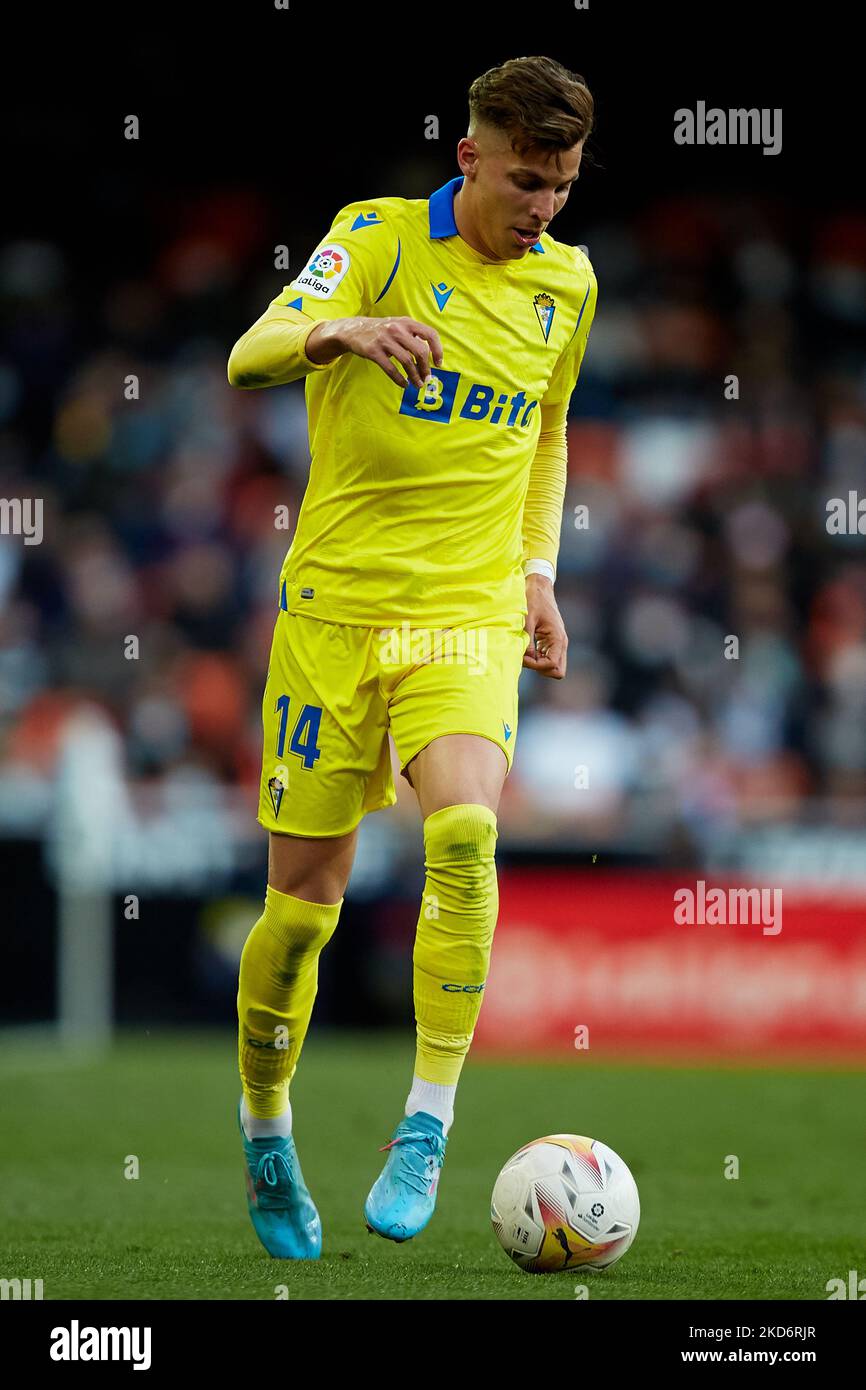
[475,871,866,1060]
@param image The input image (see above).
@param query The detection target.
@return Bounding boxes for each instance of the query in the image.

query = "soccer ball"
[490,1133,640,1274]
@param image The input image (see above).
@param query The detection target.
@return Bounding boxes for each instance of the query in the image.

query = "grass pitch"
[1,1030,862,1300]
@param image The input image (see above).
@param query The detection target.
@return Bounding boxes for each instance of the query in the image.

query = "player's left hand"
[523,574,567,679]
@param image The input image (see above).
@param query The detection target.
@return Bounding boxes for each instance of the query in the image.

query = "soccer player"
[227,54,597,1258]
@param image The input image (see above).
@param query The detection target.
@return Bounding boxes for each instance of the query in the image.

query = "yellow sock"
[237,884,341,1118]
[412,803,499,1087]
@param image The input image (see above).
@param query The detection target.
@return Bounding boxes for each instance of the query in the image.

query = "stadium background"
[1,2,864,1300]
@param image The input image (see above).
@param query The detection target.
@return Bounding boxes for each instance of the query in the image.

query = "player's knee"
[260,883,341,954]
[424,802,498,856]
[267,864,349,905]
[423,803,498,908]
[268,828,356,906]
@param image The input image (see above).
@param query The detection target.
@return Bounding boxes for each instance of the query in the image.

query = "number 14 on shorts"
[275,694,323,770]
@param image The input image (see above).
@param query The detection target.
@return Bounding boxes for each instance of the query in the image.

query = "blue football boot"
[238,1100,322,1259]
[364,1110,448,1242]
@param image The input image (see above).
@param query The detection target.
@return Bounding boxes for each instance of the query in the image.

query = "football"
[490,1133,640,1274]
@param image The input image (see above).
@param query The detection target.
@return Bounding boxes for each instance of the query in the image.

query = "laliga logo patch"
[533,291,556,341]
[292,243,351,299]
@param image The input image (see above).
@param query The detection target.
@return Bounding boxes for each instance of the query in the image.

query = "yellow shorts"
[257,607,528,837]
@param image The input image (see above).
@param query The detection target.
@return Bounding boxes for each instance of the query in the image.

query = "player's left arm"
[521,397,570,678]
[521,253,598,680]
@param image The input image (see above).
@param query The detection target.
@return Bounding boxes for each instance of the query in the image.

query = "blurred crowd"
[1,181,865,863]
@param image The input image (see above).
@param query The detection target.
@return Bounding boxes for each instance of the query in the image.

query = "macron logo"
[503,722,512,742]
[432,281,455,312]
[50,1321,152,1371]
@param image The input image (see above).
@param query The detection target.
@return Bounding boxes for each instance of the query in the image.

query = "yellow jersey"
[229,175,597,628]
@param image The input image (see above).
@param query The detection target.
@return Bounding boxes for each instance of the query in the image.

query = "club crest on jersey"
[292,243,351,299]
[533,292,556,342]
[268,773,287,819]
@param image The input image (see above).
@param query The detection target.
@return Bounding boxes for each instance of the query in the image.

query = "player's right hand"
[338,316,444,390]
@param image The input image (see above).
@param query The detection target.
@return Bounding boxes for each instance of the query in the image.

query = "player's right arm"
[227,209,442,391]
[306,317,443,389]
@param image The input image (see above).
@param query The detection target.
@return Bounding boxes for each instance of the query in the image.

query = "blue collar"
[428,175,543,252]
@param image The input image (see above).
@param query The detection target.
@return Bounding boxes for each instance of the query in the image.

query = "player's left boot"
[364,1110,448,1242]
[238,1100,322,1259]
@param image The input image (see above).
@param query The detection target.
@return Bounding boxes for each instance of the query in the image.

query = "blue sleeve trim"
[568,277,593,343]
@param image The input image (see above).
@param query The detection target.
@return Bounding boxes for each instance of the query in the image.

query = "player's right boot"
[237,1100,322,1259]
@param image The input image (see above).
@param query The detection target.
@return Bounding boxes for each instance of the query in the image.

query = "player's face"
[457,133,584,261]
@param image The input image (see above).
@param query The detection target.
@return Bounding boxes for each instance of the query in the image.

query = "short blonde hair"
[468,55,594,172]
